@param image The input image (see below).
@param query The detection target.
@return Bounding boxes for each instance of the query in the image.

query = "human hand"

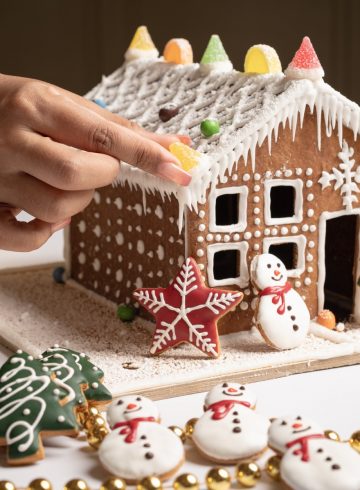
[0,75,191,251]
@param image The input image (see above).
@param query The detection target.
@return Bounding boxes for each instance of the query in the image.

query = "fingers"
[0,173,93,223]
[15,131,120,191]
[0,208,70,252]
[29,88,192,186]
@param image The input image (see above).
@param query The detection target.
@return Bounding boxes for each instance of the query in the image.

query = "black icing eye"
[267,264,271,269]
[281,421,287,426]
[277,263,281,268]
[240,386,245,390]
[117,400,123,405]
[136,397,142,401]
[296,416,302,420]
[222,383,228,388]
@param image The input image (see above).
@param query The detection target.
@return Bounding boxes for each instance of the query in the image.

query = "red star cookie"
[133,257,243,358]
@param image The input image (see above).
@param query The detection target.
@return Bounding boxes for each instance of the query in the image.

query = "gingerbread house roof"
[87,58,360,225]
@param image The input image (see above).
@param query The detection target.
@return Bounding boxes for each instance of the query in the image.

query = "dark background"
[0,0,359,102]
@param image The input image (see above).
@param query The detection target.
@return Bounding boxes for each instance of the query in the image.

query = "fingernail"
[157,162,192,186]
[52,218,71,233]
[177,134,192,145]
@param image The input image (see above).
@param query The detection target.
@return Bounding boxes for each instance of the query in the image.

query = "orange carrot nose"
[228,388,237,393]
[127,403,137,410]
[274,270,280,276]
[292,423,302,429]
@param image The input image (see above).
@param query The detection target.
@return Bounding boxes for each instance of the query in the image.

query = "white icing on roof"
[86,59,360,224]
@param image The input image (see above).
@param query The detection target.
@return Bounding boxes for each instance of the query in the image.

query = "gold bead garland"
[324,430,340,442]
[64,480,90,490]
[28,480,53,490]
[265,454,281,481]
[205,467,231,490]
[0,482,15,490]
[184,418,198,438]
[350,430,360,452]
[100,479,126,490]
[173,473,199,490]
[235,462,261,488]
[168,425,187,443]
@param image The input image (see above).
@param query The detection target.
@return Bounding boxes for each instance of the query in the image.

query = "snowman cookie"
[192,382,269,464]
[99,395,184,482]
[268,415,360,490]
[250,253,310,349]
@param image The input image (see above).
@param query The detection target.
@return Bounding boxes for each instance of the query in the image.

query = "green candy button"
[200,119,220,138]
[117,304,136,322]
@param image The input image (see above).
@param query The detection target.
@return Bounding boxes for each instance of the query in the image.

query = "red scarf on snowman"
[286,434,325,462]
[113,417,156,443]
[259,281,292,315]
[206,399,251,420]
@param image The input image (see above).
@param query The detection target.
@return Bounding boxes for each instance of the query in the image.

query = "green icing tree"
[200,35,230,64]
[0,351,78,464]
[42,346,112,407]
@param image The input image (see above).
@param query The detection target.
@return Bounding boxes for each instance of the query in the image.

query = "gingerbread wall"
[69,182,185,307]
[187,111,360,334]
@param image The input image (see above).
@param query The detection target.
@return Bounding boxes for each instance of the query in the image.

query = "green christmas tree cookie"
[0,351,78,465]
[41,346,112,409]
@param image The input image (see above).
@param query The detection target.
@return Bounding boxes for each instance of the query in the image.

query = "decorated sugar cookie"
[250,254,310,349]
[99,395,184,482]
[134,257,243,358]
[268,415,360,490]
[0,351,78,465]
[192,382,269,463]
[41,346,112,410]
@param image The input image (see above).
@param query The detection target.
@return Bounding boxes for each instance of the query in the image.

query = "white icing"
[254,184,261,192]
[156,245,164,261]
[233,233,240,240]
[285,64,325,81]
[209,185,248,233]
[198,210,206,218]
[291,226,299,233]
[77,221,86,233]
[306,168,313,176]
[94,191,101,204]
[93,258,101,272]
[114,197,122,210]
[116,270,123,282]
[307,193,314,201]
[137,240,145,255]
[306,180,313,188]
[78,252,86,265]
[196,249,204,257]
[154,205,163,219]
[307,209,314,217]
[207,242,249,288]
[93,225,101,237]
[206,234,213,241]
[125,47,159,61]
[200,60,233,74]
[116,233,124,246]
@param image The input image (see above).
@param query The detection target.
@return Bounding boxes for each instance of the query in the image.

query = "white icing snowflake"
[318,140,360,210]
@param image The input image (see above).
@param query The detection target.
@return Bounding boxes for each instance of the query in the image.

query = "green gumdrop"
[201,34,229,64]
[201,119,220,137]
[117,304,136,322]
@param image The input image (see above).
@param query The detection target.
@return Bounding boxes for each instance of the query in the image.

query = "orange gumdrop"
[163,38,193,65]
[317,309,336,330]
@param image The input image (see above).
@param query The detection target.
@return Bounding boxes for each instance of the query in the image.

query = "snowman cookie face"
[204,382,257,409]
[268,415,323,454]
[251,253,288,290]
[107,395,159,427]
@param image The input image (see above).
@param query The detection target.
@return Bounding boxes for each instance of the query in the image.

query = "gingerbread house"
[66,30,360,335]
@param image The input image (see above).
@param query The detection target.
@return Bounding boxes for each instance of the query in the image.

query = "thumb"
[0,210,70,252]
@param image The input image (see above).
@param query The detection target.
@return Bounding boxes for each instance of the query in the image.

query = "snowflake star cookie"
[192,382,269,463]
[268,415,360,490]
[99,395,184,482]
[250,253,310,349]
[134,258,243,358]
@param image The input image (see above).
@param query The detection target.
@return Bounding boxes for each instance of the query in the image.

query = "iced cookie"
[192,382,269,464]
[268,415,360,490]
[99,395,184,482]
[0,351,78,465]
[250,253,310,349]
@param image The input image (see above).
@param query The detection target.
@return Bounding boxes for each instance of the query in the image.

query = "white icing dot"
[295,168,302,175]
[17,350,23,354]
[137,240,145,254]
[254,173,261,181]
[93,258,101,272]
[291,226,298,233]
[254,218,261,226]
[281,227,288,235]
[23,408,31,416]
[116,269,123,282]
[93,224,101,237]
[307,254,313,262]
[308,241,315,248]
[196,249,204,257]
[224,235,230,242]
[244,232,252,240]
[78,220,86,233]
[306,180,313,188]
[198,224,206,232]
[253,243,260,251]
[157,271,163,278]
[199,263,205,270]
[254,184,261,192]
[42,367,49,372]
[233,233,240,240]
[284,169,292,177]
[118,254,123,262]
[271,228,278,236]
[295,281,301,288]
[127,225,133,232]
[307,209,314,217]
[307,266,313,273]
[244,288,251,296]
[56,370,62,376]
[310,225,317,232]
[106,236,111,243]
[254,208,260,215]
[264,228,270,236]
[232,174,238,181]
[243,173,250,181]
[116,232,124,246]
[6,387,12,393]
[197,236,204,243]
[215,234,221,242]
[240,301,249,310]
[265,171,272,179]
[253,196,260,203]
[154,205,163,219]
[94,191,101,204]
[156,245,164,260]
[27,386,33,392]
[92,382,99,389]
[304,277,311,286]
[198,210,206,219]
[302,224,309,232]
[114,197,122,209]
[306,168,313,175]
[275,170,282,177]
[178,255,184,267]
[169,258,174,265]
[28,356,33,361]
[251,298,257,310]
[206,234,213,241]
[58,415,65,423]
[254,230,261,238]
[307,193,314,202]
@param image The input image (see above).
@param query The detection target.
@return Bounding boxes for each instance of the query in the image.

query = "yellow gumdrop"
[244,44,282,74]
[164,38,193,65]
[129,26,157,51]
[169,142,200,172]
